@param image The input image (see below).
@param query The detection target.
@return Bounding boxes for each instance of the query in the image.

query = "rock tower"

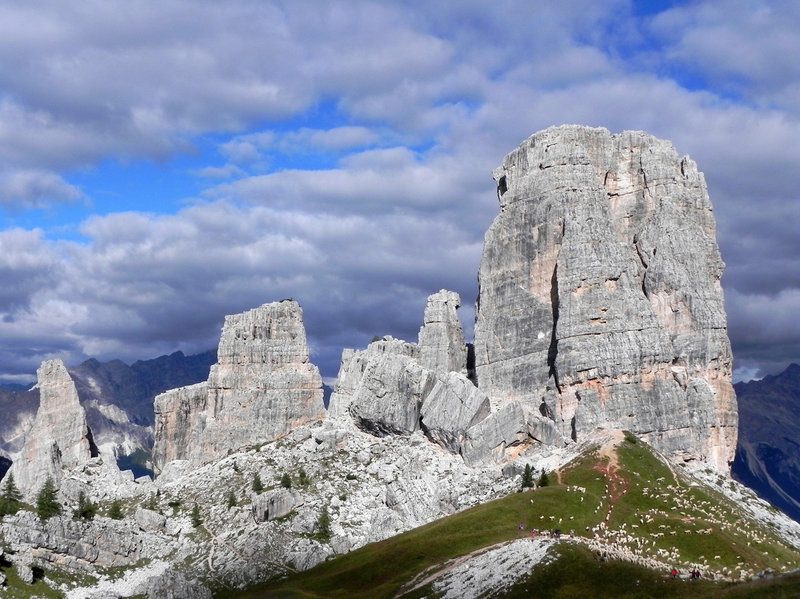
[8,359,95,499]
[153,300,325,472]
[473,125,738,471]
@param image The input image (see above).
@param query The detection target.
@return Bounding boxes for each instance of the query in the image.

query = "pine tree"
[226,490,237,508]
[298,468,309,486]
[73,491,97,521]
[191,502,202,528]
[521,464,534,489]
[36,477,61,521]
[316,504,331,542]
[280,472,292,489]
[538,470,550,488]
[0,472,23,517]
[252,472,264,494]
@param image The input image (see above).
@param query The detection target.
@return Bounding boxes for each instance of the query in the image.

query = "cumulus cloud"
[0,0,797,384]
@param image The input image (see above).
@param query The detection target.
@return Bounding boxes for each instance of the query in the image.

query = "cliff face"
[474,125,737,471]
[9,359,95,499]
[153,300,325,472]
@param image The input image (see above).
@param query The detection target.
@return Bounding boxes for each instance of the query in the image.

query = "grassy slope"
[235,435,800,599]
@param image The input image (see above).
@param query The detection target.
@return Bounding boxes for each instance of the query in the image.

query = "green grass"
[229,436,800,599]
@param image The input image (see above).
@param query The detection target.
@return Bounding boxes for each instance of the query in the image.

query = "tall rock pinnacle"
[8,359,95,499]
[473,125,738,471]
[153,300,325,472]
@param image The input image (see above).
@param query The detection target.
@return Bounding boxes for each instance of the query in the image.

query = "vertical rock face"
[329,292,489,457]
[153,300,325,473]
[473,125,737,471]
[8,359,94,498]
[418,290,468,375]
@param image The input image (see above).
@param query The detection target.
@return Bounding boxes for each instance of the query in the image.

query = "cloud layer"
[0,1,797,383]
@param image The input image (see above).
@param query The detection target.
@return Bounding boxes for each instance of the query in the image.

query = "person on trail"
[671,568,677,578]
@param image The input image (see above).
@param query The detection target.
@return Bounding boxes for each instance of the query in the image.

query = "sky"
[0,0,798,386]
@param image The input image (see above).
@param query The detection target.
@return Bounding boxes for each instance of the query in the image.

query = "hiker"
[670,568,677,578]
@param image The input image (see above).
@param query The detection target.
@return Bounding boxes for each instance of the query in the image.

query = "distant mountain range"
[733,363,800,522]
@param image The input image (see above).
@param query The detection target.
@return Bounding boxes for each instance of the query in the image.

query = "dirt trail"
[595,430,630,527]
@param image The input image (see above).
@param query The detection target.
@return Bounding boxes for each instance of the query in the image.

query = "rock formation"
[152,300,325,472]
[418,290,468,375]
[473,125,737,471]
[328,291,493,460]
[7,359,96,499]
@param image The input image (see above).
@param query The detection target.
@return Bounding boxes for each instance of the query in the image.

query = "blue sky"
[0,0,798,385]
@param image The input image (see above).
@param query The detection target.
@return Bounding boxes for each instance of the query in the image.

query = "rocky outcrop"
[252,488,303,522]
[153,300,325,473]
[328,293,493,458]
[418,290,468,375]
[473,125,737,471]
[7,359,96,499]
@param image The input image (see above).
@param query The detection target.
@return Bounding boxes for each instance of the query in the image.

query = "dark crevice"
[547,263,561,393]
[570,415,577,442]
[466,343,476,385]
[86,425,100,458]
[496,175,507,198]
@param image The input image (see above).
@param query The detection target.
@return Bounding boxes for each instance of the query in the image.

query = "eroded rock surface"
[473,125,737,471]
[8,359,95,499]
[153,300,325,472]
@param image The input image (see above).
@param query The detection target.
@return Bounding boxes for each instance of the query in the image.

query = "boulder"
[252,488,302,522]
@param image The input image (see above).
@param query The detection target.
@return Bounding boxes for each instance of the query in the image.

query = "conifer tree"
[316,504,331,542]
[73,491,97,521]
[0,472,23,517]
[36,477,61,521]
[226,490,237,508]
[252,472,264,494]
[191,502,202,528]
[521,464,534,489]
[538,470,550,487]
[280,472,292,489]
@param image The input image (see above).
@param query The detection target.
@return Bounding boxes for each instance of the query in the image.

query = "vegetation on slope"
[236,434,800,599]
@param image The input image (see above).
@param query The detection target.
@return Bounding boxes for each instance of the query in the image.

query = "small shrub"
[298,468,309,486]
[108,499,124,520]
[280,472,292,489]
[191,502,202,528]
[226,491,237,508]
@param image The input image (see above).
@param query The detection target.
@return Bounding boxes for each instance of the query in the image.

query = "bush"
[280,472,292,489]
[252,472,264,494]
[226,491,237,508]
[191,502,202,528]
[36,477,61,521]
[108,499,124,520]
[298,468,309,486]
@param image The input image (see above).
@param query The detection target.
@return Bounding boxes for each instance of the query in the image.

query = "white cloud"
[0,0,797,382]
